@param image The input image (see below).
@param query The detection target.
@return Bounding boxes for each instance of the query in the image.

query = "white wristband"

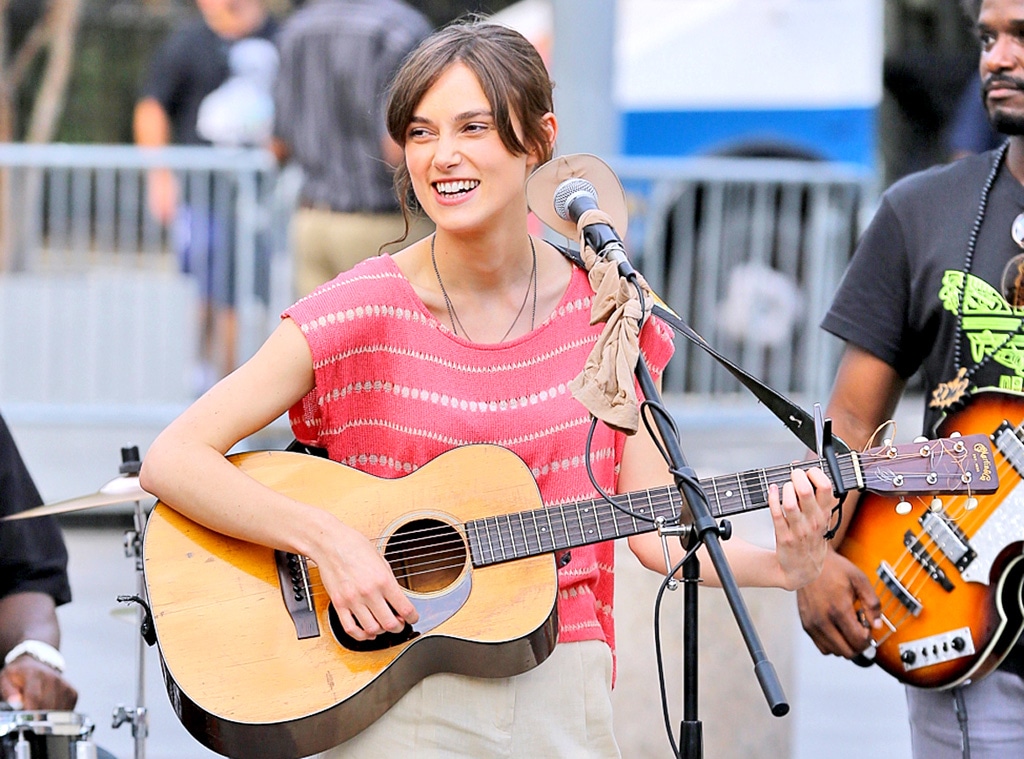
[3,640,65,673]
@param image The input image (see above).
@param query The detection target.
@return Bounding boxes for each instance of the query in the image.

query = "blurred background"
[0,1,986,757]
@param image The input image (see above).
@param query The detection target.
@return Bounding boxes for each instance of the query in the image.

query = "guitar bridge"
[897,627,975,672]
[877,560,923,616]
[275,550,320,639]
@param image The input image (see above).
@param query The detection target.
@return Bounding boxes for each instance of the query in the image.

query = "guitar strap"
[556,244,849,457]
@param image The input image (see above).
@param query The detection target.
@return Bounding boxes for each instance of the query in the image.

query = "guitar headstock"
[856,433,999,496]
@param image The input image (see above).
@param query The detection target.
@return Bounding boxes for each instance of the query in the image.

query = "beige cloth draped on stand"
[524,152,651,435]
[567,209,653,435]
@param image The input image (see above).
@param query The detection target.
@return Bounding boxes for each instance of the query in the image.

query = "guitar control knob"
[952,637,966,652]
[901,650,917,665]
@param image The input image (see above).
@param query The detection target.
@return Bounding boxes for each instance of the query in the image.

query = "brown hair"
[385,19,555,223]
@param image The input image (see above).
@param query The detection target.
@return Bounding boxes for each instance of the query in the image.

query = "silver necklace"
[430,234,537,342]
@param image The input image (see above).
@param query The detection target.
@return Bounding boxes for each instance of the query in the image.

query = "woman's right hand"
[313,519,420,642]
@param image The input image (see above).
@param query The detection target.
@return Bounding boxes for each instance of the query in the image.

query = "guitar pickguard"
[961,483,1024,584]
[327,572,472,652]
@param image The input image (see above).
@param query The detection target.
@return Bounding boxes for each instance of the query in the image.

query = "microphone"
[552,177,637,280]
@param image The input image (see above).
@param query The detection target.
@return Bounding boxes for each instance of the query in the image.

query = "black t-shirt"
[823,145,1024,673]
[0,413,71,606]
[140,16,278,145]
[823,146,1024,435]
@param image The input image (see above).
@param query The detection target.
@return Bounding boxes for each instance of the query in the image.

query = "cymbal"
[4,475,153,521]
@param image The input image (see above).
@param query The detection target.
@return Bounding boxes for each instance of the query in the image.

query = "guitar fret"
[642,489,655,521]
[503,514,516,559]
[740,470,763,510]
[575,504,587,545]
[516,512,532,561]
[709,477,723,518]
[558,505,572,551]
[519,512,534,556]
[467,520,481,564]
[495,515,508,560]
[479,516,496,562]
[622,492,638,537]
[531,510,549,553]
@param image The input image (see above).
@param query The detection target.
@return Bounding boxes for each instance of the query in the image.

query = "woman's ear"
[528,112,558,169]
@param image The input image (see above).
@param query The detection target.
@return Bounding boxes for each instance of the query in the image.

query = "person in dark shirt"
[0,411,75,711]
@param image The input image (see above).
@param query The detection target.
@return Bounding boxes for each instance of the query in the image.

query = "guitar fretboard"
[467,455,861,567]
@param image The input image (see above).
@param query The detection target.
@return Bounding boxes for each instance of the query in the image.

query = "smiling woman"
[137,18,836,759]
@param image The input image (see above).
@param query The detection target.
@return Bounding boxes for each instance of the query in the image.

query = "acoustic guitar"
[143,437,995,758]
[841,391,1024,689]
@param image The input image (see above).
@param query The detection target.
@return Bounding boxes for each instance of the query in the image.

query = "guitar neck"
[468,453,861,567]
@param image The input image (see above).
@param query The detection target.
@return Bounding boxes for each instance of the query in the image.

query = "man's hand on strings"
[797,549,882,658]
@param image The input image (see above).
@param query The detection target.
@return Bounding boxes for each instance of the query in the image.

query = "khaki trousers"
[291,207,433,298]
[317,640,621,759]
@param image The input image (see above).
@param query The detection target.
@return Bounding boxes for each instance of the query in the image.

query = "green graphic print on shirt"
[939,269,1024,391]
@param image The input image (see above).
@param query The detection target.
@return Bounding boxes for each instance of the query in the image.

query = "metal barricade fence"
[0,144,293,424]
[613,156,876,402]
[0,145,874,425]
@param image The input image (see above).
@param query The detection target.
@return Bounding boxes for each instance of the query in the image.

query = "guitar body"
[141,431,996,754]
[143,446,559,759]
[840,392,1024,689]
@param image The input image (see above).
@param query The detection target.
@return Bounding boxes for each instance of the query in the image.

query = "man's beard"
[983,75,1024,135]
[990,107,1024,135]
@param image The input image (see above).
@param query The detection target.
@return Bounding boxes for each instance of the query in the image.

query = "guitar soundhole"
[384,517,467,593]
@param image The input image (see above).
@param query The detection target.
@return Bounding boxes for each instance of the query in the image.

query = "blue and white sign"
[615,0,883,165]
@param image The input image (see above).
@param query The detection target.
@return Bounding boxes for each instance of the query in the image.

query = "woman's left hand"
[767,466,834,590]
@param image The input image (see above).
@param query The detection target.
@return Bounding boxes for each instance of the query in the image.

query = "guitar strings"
[866,436,1016,646]
[290,449,959,594]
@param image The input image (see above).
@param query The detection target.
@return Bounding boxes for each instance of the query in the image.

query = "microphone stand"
[626,276,789,759]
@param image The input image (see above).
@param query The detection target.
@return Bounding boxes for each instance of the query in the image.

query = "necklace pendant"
[929,367,970,410]
[1013,212,1024,249]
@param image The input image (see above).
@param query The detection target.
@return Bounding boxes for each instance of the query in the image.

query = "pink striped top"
[283,254,675,662]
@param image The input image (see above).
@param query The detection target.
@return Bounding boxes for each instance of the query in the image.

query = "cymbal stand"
[111,447,149,759]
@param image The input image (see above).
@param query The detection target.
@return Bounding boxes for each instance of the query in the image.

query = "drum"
[0,712,97,759]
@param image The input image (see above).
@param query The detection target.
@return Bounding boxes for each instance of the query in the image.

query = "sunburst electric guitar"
[840,391,1024,689]
[143,438,995,758]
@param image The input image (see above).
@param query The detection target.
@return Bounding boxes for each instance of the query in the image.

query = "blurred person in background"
[134,0,279,388]
[271,0,433,298]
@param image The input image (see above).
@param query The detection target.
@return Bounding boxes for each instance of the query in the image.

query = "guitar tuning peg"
[965,497,979,511]
[913,436,928,443]
[930,497,942,512]
[949,431,962,438]
[895,499,912,516]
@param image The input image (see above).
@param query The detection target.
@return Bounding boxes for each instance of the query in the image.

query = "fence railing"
[0,143,295,422]
[0,144,875,425]
[614,156,875,402]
